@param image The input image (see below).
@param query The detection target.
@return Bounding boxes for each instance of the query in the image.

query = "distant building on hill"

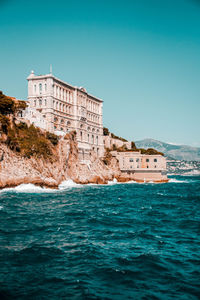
[26,70,104,159]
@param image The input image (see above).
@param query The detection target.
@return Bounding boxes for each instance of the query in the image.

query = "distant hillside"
[135,139,200,161]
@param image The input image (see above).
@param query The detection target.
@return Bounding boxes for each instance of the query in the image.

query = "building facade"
[27,71,104,158]
[111,151,168,182]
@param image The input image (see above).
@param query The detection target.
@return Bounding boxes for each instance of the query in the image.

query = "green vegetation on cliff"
[0,91,59,159]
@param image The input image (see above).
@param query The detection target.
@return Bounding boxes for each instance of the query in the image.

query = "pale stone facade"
[111,151,167,182]
[104,135,132,150]
[27,71,104,158]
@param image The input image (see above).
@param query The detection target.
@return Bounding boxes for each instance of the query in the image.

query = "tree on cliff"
[0,91,15,115]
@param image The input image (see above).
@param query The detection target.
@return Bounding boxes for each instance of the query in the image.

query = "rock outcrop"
[0,132,121,189]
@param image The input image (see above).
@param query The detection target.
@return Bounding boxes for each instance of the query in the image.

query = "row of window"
[129,158,140,162]
[53,101,73,114]
[86,113,100,123]
[129,158,157,163]
[80,124,100,134]
[54,117,71,126]
[34,83,47,94]
[54,85,73,103]
[80,131,99,145]
[78,96,100,114]
[34,98,47,106]
[129,165,157,169]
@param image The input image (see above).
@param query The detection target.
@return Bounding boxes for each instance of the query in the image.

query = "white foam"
[0,183,57,193]
[0,205,3,210]
[58,179,82,190]
[107,178,118,185]
[168,178,186,183]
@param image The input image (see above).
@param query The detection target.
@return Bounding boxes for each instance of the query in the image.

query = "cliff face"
[0,132,121,188]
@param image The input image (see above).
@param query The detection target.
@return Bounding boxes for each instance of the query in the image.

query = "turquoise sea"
[0,175,200,299]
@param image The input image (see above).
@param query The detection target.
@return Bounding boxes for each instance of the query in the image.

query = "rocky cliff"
[0,131,121,189]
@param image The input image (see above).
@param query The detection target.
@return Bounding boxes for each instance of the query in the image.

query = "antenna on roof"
[50,64,52,74]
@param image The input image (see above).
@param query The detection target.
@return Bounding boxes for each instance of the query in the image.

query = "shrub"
[103,127,109,136]
[46,132,59,146]
[0,114,10,134]
[0,91,15,115]
[131,141,137,150]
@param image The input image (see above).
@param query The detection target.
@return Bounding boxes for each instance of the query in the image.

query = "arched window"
[39,99,42,105]
[34,85,36,92]
[56,102,58,109]
[80,131,83,141]
[44,99,46,106]
[61,119,64,124]
[88,134,89,142]
[45,84,47,91]
[96,136,98,145]
[67,121,71,126]
[92,135,94,144]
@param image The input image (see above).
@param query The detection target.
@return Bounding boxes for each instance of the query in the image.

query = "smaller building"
[104,134,131,150]
[111,151,168,182]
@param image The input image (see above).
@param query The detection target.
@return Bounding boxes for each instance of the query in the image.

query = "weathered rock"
[0,133,121,188]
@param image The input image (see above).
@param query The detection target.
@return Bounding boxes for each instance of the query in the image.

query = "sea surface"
[0,175,200,299]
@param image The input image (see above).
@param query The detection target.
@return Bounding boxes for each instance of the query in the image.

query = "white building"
[27,71,104,159]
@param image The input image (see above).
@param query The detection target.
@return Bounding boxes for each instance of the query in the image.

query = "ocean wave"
[58,179,82,190]
[168,178,187,183]
[0,183,57,194]
[0,180,83,194]
[0,176,192,194]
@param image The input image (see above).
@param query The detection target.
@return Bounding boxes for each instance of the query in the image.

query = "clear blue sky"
[0,0,200,146]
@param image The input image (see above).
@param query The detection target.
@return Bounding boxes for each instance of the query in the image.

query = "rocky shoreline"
[0,131,168,190]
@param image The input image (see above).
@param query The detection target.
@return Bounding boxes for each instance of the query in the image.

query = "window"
[39,83,42,92]
[129,158,134,162]
[39,99,42,105]
[137,165,139,168]
[34,85,36,92]
[44,99,46,106]
[45,84,47,91]
[146,159,149,162]
[92,135,94,144]
[96,136,98,145]
[154,165,157,168]
[80,131,83,141]
[88,134,89,142]
[136,158,139,162]
[147,165,149,168]
[34,100,36,106]
[154,158,157,162]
